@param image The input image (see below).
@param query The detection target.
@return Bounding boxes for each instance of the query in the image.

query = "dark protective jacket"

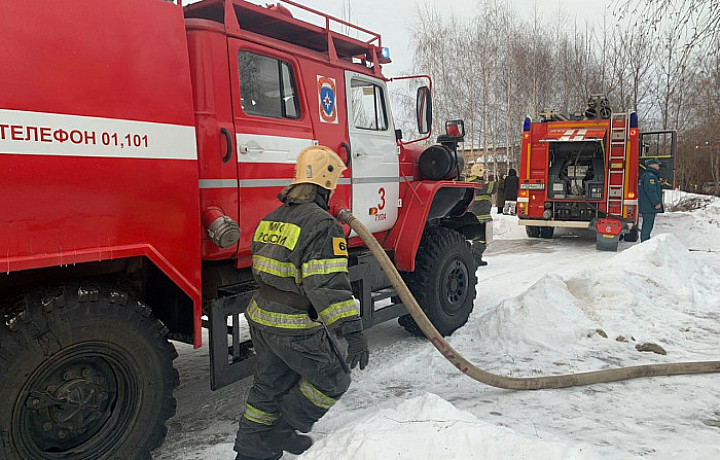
[504,170,519,201]
[466,176,495,221]
[246,184,359,335]
[639,168,664,214]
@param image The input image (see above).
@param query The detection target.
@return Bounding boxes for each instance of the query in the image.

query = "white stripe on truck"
[0,108,197,160]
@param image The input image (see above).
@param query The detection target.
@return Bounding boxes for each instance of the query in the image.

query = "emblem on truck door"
[318,76,338,124]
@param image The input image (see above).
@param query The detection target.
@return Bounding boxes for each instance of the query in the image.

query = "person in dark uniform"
[233,146,369,460]
[638,158,664,242]
[503,169,519,214]
[496,173,506,214]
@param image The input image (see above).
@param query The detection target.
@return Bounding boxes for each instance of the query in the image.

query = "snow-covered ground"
[153,192,720,460]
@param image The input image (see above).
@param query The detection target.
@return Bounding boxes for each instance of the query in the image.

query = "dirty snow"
[154,191,720,460]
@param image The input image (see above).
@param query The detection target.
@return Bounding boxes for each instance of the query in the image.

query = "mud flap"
[209,290,257,390]
[593,217,622,251]
[596,232,620,251]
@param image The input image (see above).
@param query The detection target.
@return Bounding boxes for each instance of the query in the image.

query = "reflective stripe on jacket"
[466,176,494,220]
[247,190,358,334]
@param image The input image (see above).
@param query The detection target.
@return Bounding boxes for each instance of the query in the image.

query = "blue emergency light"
[381,47,391,60]
[523,116,531,132]
[629,111,638,128]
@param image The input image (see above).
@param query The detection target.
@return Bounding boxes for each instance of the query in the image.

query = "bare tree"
[401,0,717,192]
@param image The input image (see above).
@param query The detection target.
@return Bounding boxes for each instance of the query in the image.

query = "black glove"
[345,331,369,370]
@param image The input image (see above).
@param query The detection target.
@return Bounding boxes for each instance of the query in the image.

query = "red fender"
[385,180,479,272]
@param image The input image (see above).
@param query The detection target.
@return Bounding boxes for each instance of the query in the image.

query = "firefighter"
[466,163,495,266]
[233,145,369,460]
[639,158,664,242]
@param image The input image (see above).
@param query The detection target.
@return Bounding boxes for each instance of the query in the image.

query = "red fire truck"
[0,1,484,458]
[517,96,673,251]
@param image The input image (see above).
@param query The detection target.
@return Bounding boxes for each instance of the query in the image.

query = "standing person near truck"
[496,173,506,214]
[234,146,370,460]
[466,164,494,266]
[638,158,664,242]
[503,169,519,215]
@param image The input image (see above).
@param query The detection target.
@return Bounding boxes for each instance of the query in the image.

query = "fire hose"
[337,209,720,390]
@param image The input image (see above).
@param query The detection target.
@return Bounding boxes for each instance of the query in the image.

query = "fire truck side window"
[238,51,300,119]
[350,80,388,131]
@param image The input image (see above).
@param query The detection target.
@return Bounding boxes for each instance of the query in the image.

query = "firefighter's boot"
[261,418,313,455]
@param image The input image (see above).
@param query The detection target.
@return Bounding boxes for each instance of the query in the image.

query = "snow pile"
[660,191,720,251]
[475,233,720,352]
[491,210,528,240]
[475,274,597,350]
[301,393,600,460]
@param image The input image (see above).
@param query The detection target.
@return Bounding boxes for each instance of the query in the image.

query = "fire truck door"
[344,71,399,234]
[228,43,315,256]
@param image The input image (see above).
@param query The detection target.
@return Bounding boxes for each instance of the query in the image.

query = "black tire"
[526,226,540,238]
[398,227,477,337]
[0,284,179,460]
[539,226,555,239]
[624,225,639,242]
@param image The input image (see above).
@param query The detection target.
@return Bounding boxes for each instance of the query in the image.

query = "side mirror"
[445,119,465,138]
[416,86,432,135]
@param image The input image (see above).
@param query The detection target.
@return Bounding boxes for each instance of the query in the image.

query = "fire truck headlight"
[543,209,552,219]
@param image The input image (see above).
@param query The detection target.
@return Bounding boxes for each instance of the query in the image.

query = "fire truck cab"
[517,96,641,251]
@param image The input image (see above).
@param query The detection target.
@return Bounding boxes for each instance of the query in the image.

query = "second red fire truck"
[517,95,675,251]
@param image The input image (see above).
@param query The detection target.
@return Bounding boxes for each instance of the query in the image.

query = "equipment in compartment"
[547,141,605,200]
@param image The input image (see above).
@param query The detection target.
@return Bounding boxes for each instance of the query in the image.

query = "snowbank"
[474,233,720,352]
[302,393,600,460]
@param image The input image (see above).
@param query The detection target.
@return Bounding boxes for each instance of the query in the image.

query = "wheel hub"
[24,358,117,452]
[443,259,469,313]
[15,343,139,459]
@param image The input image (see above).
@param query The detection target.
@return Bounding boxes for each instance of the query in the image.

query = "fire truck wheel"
[624,225,639,242]
[0,284,179,460]
[399,227,477,337]
[539,226,555,239]
[526,226,541,238]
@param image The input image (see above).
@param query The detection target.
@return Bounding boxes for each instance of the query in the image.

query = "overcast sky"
[187,0,611,75]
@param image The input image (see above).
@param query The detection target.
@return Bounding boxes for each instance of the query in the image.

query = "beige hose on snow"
[337,209,720,390]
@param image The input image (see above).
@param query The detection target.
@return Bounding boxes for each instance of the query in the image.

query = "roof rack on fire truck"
[182,0,389,76]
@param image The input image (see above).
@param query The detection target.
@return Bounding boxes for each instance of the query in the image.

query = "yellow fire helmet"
[470,163,484,177]
[291,145,347,190]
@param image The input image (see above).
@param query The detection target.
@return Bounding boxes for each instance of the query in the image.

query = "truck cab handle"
[220,128,233,163]
[340,142,351,167]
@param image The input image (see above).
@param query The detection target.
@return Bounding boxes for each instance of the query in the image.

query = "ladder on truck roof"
[182,0,387,76]
[606,112,627,217]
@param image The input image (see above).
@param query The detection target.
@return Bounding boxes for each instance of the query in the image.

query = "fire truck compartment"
[546,141,605,200]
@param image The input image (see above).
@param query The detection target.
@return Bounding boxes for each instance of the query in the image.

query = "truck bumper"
[517,219,590,229]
